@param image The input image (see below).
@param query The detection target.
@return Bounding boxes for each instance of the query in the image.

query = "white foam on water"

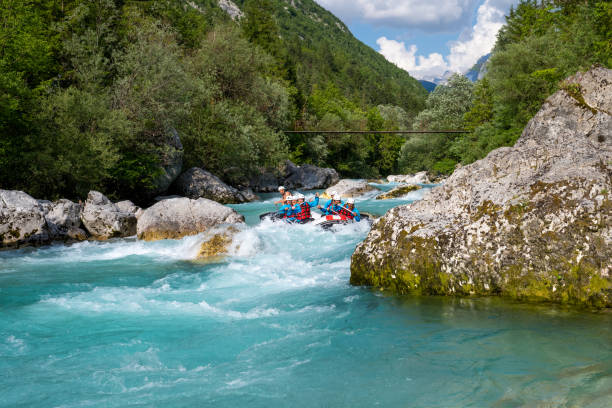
[8,234,206,266]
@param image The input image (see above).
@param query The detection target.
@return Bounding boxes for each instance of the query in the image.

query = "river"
[1,183,610,407]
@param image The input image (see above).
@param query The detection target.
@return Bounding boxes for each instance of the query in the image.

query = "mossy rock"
[196,226,240,262]
[376,184,421,200]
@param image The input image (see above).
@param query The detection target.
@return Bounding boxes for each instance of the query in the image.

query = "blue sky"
[314,0,519,81]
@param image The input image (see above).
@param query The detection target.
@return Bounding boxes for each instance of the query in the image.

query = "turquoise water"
[1,185,611,407]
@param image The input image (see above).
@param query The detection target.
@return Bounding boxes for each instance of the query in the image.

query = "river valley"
[1,184,610,407]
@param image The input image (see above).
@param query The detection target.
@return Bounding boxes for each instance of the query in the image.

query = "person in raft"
[295,192,319,223]
[339,197,361,222]
[319,190,338,211]
[322,194,344,215]
[278,195,300,222]
[274,186,292,205]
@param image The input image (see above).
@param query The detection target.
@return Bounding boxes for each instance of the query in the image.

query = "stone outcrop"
[324,179,376,198]
[0,190,50,247]
[282,161,340,190]
[376,185,421,200]
[387,171,431,184]
[137,197,244,241]
[351,66,612,308]
[81,191,137,240]
[173,167,253,204]
[218,0,243,20]
[45,199,87,241]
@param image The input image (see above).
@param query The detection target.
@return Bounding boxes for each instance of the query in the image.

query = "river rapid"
[1,183,610,407]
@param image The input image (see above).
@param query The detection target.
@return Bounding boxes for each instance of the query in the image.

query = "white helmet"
[289,195,297,201]
[347,198,355,204]
[332,194,341,201]
[297,193,305,199]
[278,186,285,191]
[330,190,338,196]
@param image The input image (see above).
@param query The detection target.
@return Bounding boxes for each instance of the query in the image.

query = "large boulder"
[249,169,280,192]
[81,191,137,240]
[282,160,340,190]
[351,66,612,308]
[45,199,87,241]
[173,167,253,204]
[137,197,245,241]
[0,190,50,247]
[324,179,377,198]
[248,161,340,192]
[387,171,431,184]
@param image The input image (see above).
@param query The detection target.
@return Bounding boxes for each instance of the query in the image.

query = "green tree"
[399,74,474,175]
[242,0,281,56]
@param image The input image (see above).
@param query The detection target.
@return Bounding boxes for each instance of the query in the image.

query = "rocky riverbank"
[351,66,612,308]
[0,190,245,249]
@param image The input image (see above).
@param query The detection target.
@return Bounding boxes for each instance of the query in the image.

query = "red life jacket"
[296,202,311,221]
[339,206,354,219]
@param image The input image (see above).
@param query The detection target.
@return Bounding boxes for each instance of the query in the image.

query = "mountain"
[228,0,427,115]
[465,53,490,82]
[419,80,437,92]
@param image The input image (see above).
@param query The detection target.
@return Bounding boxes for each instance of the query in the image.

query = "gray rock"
[387,171,431,184]
[249,169,281,192]
[282,160,340,190]
[153,195,183,203]
[81,191,137,240]
[173,167,254,204]
[116,200,142,219]
[45,199,87,241]
[0,190,50,247]
[137,197,245,241]
[324,179,377,198]
[218,0,243,20]
[239,188,258,202]
[351,66,612,308]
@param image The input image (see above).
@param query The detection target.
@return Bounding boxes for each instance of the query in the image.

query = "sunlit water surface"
[1,183,610,407]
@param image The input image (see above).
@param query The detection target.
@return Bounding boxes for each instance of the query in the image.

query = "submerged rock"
[351,66,612,308]
[81,191,137,240]
[324,179,376,198]
[387,172,431,184]
[173,167,253,204]
[137,197,244,241]
[0,190,50,247]
[376,185,421,200]
[196,226,240,262]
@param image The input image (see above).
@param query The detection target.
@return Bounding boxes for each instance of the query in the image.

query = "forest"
[1,0,610,201]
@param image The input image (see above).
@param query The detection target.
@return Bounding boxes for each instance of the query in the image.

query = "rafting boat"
[259,211,370,229]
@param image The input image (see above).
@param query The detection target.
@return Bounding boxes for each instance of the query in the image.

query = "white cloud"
[376,0,514,80]
[377,38,450,81]
[316,0,477,30]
